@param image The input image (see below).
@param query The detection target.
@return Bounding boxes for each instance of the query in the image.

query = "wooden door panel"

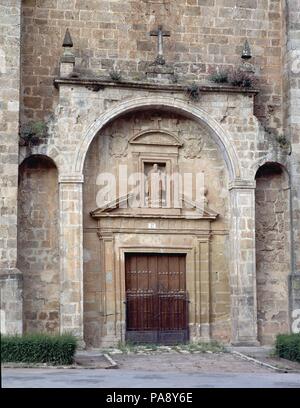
[126,293,156,331]
[136,255,150,291]
[179,255,186,291]
[158,255,169,293]
[168,255,181,292]
[148,254,157,292]
[125,253,189,344]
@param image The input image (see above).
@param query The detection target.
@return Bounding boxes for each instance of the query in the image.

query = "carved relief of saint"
[109,132,128,158]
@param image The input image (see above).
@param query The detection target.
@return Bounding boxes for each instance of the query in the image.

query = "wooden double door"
[125,253,189,344]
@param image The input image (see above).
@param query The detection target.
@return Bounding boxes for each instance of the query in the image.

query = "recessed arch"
[18,154,60,334]
[19,154,58,172]
[74,96,241,181]
[255,161,291,344]
[255,161,290,184]
[251,156,290,181]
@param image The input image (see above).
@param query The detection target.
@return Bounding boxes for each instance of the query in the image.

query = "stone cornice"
[53,77,259,95]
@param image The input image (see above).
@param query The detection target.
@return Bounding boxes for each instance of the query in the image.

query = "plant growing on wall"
[209,69,229,84]
[228,69,257,88]
[276,134,290,150]
[185,83,201,102]
[20,121,48,146]
[264,126,291,152]
[109,67,122,82]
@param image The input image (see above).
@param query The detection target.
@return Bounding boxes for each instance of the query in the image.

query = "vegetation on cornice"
[19,121,48,146]
[209,68,257,89]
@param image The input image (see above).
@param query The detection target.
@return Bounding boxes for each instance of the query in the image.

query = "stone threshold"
[53,76,259,95]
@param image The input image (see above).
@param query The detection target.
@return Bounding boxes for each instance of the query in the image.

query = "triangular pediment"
[129,129,183,146]
[180,195,218,219]
[90,193,135,217]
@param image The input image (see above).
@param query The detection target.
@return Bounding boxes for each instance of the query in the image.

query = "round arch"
[19,153,58,171]
[252,157,290,183]
[74,96,241,181]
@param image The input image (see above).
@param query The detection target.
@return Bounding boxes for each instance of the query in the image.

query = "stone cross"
[151,116,162,128]
[150,25,170,65]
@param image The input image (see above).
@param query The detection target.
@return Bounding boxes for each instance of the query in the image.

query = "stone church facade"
[0,0,300,347]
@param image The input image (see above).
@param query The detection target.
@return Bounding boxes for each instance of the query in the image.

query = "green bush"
[275,333,300,363]
[1,333,77,365]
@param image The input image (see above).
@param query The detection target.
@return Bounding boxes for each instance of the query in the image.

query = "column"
[189,236,210,342]
[199,238,210,340]
[229,180,259,345]
[59,175,84,341]
[98,233,120,346]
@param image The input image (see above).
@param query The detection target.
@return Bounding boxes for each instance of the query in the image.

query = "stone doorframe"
[104,245,194,346]
[58,96,259,346]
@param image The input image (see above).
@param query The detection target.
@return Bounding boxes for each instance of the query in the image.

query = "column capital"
[229,179,256,191]
[59,174,84,184]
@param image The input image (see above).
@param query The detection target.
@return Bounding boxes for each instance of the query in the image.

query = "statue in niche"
[145,163,166,208]
[109,132,128,158]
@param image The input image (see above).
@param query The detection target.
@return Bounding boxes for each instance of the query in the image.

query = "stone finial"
[60,29,75,78]
[63,28,73,48]
[241,39,252,60]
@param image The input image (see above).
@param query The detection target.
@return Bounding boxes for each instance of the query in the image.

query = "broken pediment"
[90,192,218,220]
[129,129,182,147]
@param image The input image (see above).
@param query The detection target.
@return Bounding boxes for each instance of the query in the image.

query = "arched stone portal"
[83,109,231,347]
[58,97,259,346]
[74,96,241,181]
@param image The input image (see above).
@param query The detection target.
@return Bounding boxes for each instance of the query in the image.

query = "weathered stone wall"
[0,275,23,334]
[18,156,60,333]
[282,0,300,314]
[255,163,291,345]
[0,0,22,334]
[21,0,283,130]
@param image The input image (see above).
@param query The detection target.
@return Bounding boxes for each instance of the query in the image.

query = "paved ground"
[2,352,300,388]
[2,367,300,388]
[114,352,272,373]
